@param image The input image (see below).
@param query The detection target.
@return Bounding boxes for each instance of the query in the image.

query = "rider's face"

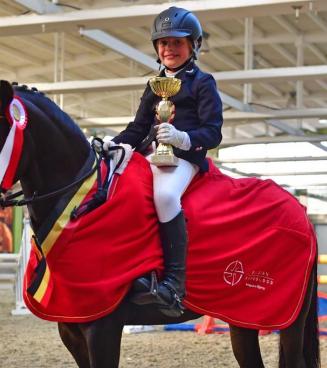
[157,37,192,70]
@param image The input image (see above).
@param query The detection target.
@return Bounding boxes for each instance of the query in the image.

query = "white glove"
[155,123,191,151]
[103,136,115,153]
[102,137,133,175]
[113,143,133,175]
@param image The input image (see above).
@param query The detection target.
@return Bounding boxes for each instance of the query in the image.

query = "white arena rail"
[11,218,31,315]
[0,253,19,288]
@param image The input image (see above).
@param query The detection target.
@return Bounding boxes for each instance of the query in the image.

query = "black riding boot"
[130,211,187,317]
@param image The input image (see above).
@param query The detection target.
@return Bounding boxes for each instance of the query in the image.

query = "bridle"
[0,138,126,219]
[0,145,99,208]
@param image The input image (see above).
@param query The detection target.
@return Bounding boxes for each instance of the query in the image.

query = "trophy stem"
[149,76,181,167]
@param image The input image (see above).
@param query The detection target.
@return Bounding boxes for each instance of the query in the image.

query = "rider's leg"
[152,160,198,316]
[229,325,264,368]
[155,210,188,315]
[132,158,198,316]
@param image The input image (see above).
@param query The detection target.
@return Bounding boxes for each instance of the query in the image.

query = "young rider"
[104,6,223,316]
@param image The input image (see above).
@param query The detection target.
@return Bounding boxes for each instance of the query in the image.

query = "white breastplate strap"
[0,97,28,190]
[0,121,17,184]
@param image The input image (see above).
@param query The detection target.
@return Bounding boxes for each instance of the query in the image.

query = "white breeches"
[147,156,199,223]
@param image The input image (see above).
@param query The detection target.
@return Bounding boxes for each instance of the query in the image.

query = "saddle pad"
[24,153,316,329]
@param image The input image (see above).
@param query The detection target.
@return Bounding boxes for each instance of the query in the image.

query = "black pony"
[0,80,320,368]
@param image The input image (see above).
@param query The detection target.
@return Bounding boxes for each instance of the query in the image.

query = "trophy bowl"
[149,77,181,99]
[149,77,182,166]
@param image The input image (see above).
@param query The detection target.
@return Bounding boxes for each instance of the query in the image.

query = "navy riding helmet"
[151,7,203,59]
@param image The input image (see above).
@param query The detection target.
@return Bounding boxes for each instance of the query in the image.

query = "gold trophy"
[149,76,181,166]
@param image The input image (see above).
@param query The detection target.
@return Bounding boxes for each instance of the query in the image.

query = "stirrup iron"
[130,271,159,305]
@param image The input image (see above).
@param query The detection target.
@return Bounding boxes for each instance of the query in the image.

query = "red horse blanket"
[24,153,316,329]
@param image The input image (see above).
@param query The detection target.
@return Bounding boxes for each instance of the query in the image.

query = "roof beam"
[212,65,327,84]
[15,45,152,80]
[307,44,327,64]
[30,77,149,94]
[270,44,296,64]
[76,108,327,127]
[220,135,327,147]
[308,12,327,33]
[219,88,327,152]
[212,32,327,48]
[224,108,327,121]
[0,43,43,65]
[79,29,158,70]
[14,0,59,14]
[219,156,327,163]
[252,92,327,104]
[272,14,299,34]
[2,1,327,37]
[28,65,327,94]
[14,0,158,72]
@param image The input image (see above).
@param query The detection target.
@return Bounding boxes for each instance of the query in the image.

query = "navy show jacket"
[113,61,223,172]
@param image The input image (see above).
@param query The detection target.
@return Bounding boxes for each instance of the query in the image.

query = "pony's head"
[0,80,92,229]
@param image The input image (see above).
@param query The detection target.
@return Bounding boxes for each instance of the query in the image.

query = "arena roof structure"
[0,0,327,204]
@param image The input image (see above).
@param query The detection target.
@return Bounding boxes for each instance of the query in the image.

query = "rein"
[0,139,125,213]
[0,146,99,208]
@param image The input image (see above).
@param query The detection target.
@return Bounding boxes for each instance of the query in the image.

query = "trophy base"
[150,154,179,167]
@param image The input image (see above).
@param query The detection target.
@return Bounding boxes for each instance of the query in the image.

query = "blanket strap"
[26,235,52,305]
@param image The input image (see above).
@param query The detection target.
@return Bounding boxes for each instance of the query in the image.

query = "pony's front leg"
[80,313,124,368]
[58,322,90,368]
[229,324,265,368]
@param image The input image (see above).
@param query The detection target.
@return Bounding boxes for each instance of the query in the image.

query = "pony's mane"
[13,84,87,143]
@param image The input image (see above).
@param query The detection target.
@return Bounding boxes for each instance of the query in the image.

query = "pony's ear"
[0,80,14,113]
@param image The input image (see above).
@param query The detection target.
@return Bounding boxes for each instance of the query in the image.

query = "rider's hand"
[155,123,191,151]
[102,137,133,175]
[103,136,116,154]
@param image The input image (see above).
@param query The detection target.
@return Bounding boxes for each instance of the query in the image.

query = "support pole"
[11,218,31,316]
[243,17,253,104]
[296,35,304,128]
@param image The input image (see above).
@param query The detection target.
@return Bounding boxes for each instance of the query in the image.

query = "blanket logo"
[223,260,244,286]
[245,270,274,291]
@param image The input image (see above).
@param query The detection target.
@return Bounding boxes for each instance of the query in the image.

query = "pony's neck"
[16,94,91,232]
[25,134,90,232]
